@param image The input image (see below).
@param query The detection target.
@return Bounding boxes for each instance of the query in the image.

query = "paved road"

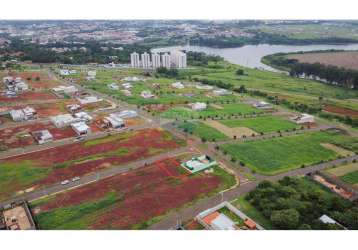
[149,154,358,229]
[0,146,190,207]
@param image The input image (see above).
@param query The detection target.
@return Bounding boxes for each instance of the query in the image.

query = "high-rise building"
[151,53,161,68]
[141,52,151,69]
[130,52,140,68]
[161,53,171,69]
[171,51,187,69]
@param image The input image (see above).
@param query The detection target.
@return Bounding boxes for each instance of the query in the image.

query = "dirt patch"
[11,71,60,89]
[323,105,358,118]
[327,162,358,177]
[321,143,355,157]
[209,104,224,109]
[0,91,58,103]
[288,51,358,71]
[204,120,258,138]
[34,158,222,229]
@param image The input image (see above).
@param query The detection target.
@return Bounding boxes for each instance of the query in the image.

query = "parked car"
[72,176,80,182]
[61,180,70,185]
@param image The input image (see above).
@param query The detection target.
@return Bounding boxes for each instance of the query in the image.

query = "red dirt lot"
[35,158,222,229]
[9,71,60,89]
[323,105,358,118]
[0,122,77,149]
[1,128,183,188]
[0,91,58,103]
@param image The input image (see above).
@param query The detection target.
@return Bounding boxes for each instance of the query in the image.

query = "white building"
[52,85,78,95]
[66,104,81,113]
[74,111,93,122]
[71,122,91,136]
[190,102,207,111]
[213,89,230,96]
[103,113,125,129]
[161,53,171,69]
[108,83,119,90]
[76,96,103,105]
[172,82,185,89]
[59,69,77,76]
[130,52,140,68]
[291,113,315,124]
[253,101,272,109]
[32,130,53,144]
[86,71,96,80]
[50,114,79,128]
[151,53,161,68]
[122,82,132,89]
[117,110,138,119]
[141,90,155,99]
[171,51,187,68]
[141,52,151,69]
[3,76,28,92]
[9,107,37,122]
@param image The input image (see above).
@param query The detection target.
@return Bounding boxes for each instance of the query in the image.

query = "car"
[72,176,80,182]
[61,180,70,185]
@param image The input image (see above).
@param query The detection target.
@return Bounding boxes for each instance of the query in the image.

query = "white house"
[71,122,91,136]
[52,85,78,95]
[86,71,96,80]
[117,110,138,119]
[9,107,37,122]
[291,113,315,124]
[32,130,53,144]
[50,114,79,128]
[172,82,185,89]
[190,102,207,111]
[213,89,230,96]
[253,101,272,109]
[103,113,125,129]
[141,90,155,99]
[108,83,119,90]
[76,96,103,105]
[74,111,93,122]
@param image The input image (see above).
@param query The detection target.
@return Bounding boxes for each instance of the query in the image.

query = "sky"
[1,0,357,20]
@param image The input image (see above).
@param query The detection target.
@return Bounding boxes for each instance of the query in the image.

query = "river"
[152,44,358,72]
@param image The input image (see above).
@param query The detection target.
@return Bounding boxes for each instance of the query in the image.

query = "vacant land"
[287,51,358,71]
[340,171,358,185]
[221,116,298,133]
[0,128,184,200]
[204,119,257,138]
[30,159,235,229]
[221,130,356,175]
[326,163,358,186]
[178,121,228,141]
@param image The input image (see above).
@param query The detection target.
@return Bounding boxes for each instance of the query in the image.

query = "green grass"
[340,170,358,185]
[221,115,298,133]
[221,131,352,175]
[162,103,261,119]
[178,121,228,141]
[218,207,244,225]
[232,196,273,229]
[33,192,119,229]
[211,166,237,190]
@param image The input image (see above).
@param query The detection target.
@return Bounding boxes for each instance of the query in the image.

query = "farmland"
[287,51,358,71]
[178,121,228,141]
[0,128,184,200]
[30,159,235,229]
[220,130,357,175]
[326,162,358,186]
[220,116,299,133]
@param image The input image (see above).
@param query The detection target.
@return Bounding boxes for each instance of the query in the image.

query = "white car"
[72,176,80,182]
[61,180,70,185]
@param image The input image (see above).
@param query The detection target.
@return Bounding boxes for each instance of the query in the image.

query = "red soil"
[0,122,77,149]
[37,159,221,229]
[10,72,60,89]
[0,91,58,103]
[2,129,181,186]
[144,104,171,112]
[323,105,358,117]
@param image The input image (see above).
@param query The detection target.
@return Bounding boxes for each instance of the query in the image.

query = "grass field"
[162,103,261,119]
[327,162,358,176]
[221,130,356,175]
[340,171,358,185]
[220,116,298,133]
[178,121,228,141]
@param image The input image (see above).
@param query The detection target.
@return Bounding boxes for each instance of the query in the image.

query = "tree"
[270,209,300,229]
[236,69,244,75]
[237,85,247,93]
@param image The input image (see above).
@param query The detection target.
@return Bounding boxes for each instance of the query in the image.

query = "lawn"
[232,196,273,229]
[340,171,358,185]
[221,130,355,175]
[221,115,299,133]
[162,103,261,119]
[178,121,228,141]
